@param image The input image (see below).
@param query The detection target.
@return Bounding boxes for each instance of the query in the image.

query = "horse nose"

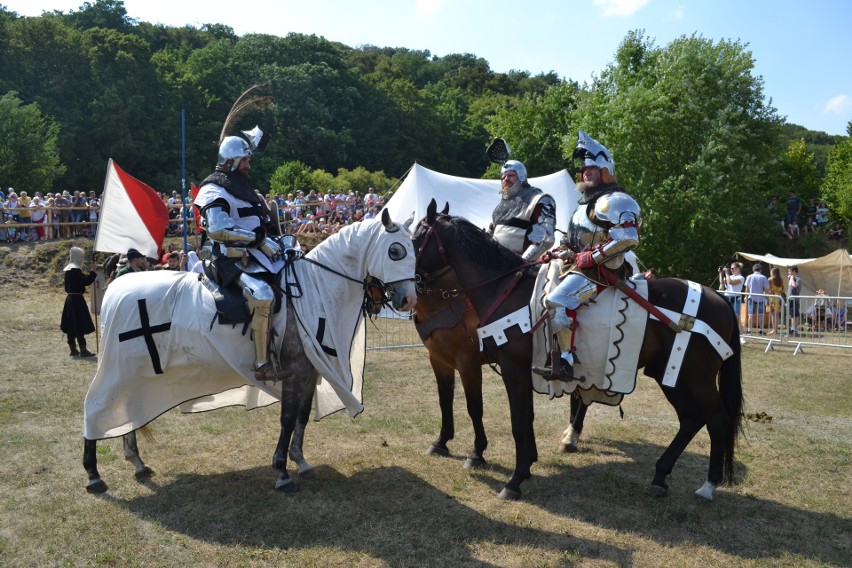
[394,286,417,311]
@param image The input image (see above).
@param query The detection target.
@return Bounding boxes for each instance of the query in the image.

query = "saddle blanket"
[530,261,649,406]
[83,265,368,439]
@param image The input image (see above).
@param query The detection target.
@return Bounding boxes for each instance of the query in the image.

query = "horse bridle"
[414,215,537,326]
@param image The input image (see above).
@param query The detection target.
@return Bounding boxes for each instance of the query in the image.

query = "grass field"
[0,242,850,567]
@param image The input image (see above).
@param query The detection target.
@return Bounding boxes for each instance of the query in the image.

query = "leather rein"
[415,215,538,326]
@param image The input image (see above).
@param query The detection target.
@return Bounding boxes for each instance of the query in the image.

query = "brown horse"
[413,199,743,500]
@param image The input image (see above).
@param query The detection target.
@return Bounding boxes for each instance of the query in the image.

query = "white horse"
[83,209,416,494]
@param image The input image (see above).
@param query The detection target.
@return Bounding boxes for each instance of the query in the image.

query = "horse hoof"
[86,479,108,494]
[134,466,154,480]
[694,481,715,501]
[275,478,300,494]
[463,456,486,469]
[498,487,522,501]
[647,483,668,497]
[298,466,317,479]
[559,442,578,454]
[427,444,449,457]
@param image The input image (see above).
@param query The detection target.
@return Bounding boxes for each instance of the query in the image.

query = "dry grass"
[0,243,850,567]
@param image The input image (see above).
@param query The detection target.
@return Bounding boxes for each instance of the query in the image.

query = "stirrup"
[532,356,574,382]
[253,362,276,382]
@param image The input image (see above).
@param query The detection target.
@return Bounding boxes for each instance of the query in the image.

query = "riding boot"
[532,310,577,381]
[533,348,575,381]
[78,336,96,358]
[68,336,79,357]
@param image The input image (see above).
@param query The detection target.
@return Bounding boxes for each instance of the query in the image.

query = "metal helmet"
[217,136,252,171]
[574,130,615,176]
[500,160,527,183]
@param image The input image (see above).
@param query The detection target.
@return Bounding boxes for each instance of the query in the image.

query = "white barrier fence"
[365,293,852,355]
[724,290,851,354]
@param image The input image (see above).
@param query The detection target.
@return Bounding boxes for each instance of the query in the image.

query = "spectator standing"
[815,201,829,228]
[87,191,100,237]
[55,192,73,238]
[46,197,59,238]
[60,247,98,357]
[29,194,47,240]
[787,266,801,335]
[17,191,32,241]
[744,263,770,334]
[364,187,379,208]
[766,267,785,334]
[805,198,817,220]
[720,262,746,340]
[71,190,87,236]
[785,190,802,227]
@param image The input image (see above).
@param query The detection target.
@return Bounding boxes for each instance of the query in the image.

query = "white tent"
[384,163,579,233]
[735,249,852,298]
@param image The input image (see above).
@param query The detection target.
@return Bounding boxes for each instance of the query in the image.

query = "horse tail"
[718,321,744,483]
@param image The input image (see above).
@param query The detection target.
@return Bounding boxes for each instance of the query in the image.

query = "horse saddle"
[200,259,281,326]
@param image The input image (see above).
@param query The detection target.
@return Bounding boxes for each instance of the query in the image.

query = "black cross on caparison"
[118,298,172,374]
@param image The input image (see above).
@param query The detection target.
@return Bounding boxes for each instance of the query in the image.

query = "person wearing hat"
[533,130,641,381]
[60,247,99,357]
[114,248,147,279]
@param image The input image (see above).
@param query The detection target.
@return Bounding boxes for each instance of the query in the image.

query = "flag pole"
[181,108,188,259]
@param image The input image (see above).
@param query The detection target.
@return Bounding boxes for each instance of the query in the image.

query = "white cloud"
[824,94,852,115]
[672,5,685,20]
[593,0,650,17]
[416,0,445,17]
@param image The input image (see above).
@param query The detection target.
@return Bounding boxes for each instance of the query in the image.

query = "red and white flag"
[94,159,170,258]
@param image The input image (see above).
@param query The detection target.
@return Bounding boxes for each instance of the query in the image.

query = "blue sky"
[4,0,851,136]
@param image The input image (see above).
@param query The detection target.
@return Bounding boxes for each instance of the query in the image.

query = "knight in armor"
[194,126,287,382]
[489,159,556,262]
[533,130,641,381]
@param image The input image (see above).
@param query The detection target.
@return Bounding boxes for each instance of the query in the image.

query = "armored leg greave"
[239,273,275,375]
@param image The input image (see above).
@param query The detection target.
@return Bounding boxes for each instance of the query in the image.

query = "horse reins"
[415,216,537,326]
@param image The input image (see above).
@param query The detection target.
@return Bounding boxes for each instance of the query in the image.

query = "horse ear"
[427,198,437,222]
[403,212,415,231]
[441,202,450,215]
[381,207,392,230]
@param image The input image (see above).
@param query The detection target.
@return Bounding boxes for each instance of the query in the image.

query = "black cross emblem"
[118,298,172,374]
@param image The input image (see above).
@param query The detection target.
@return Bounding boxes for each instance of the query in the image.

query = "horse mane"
[445,215,526,274]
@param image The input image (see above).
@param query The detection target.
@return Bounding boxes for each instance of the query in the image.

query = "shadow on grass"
[105,464,631,566]
[506,439,850,566]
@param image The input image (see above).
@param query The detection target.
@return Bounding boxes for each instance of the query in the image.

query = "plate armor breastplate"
[567,202,606,252]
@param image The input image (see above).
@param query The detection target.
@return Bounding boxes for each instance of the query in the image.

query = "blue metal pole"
[181,108,188,258]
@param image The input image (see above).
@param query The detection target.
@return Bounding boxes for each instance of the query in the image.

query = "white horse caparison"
[83,209,417,494]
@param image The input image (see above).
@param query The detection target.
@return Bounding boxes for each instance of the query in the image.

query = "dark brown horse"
[413,199,743,500]
[413,260,593,468]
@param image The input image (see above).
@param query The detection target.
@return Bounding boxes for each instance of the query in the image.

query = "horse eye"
[388,243,407,261]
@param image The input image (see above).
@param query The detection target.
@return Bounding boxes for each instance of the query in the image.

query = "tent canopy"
[384,163,579,234]
[735,249,852,298]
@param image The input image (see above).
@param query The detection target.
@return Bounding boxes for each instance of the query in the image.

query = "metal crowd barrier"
[725,290,851,354]
[365,308,421,350]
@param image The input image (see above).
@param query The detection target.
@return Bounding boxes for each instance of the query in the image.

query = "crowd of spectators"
[2,184,392,243]
[772,191,843,244]
[1,187,100,242]
[262,187,390,236]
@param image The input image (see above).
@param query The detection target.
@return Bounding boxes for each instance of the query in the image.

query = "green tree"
[270,160,315,196]
[776,139,821,203]
[0,92,66,191]
[821,122,852,223]
[567,32,782,279]
[486,81,582,177]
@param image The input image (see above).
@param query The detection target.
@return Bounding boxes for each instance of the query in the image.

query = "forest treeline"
[1,1,850,278]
